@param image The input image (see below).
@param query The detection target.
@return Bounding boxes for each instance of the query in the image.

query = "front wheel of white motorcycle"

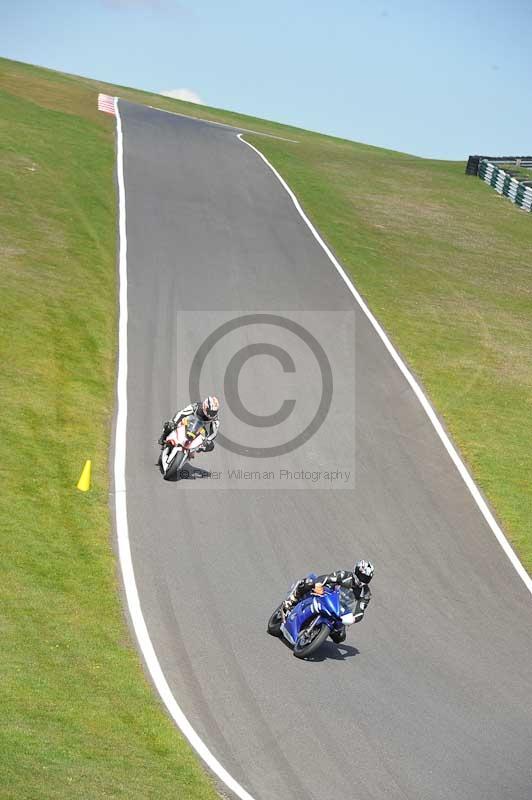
[293,621,329,659]
[163,450,188,481]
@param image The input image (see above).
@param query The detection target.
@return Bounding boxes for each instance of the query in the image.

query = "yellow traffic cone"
[77,460,92,492]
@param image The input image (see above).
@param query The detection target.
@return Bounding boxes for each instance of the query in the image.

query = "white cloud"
[160,88,204,105]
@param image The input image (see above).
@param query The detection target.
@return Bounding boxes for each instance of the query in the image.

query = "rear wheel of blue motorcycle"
[293,622,329,659]
[267,606,283,636]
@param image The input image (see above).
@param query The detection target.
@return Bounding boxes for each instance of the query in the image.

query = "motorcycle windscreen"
[184,415,206,440]
[320,590,342,618]
[339,587,356,614]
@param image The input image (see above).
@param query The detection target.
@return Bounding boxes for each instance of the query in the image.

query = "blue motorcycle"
[267,574,357,659]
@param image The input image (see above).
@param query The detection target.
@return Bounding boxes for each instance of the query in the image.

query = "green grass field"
[0,62,219,800]
[1,55,531,798]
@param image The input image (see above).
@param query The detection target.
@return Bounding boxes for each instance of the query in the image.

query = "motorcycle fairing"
[282,586,345,644]
[163,415,206,466]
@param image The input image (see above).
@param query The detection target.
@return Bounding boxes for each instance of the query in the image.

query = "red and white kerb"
[98,94,116,116]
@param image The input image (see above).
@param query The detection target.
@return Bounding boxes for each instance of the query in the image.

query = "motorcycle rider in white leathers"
[158,396,220,452]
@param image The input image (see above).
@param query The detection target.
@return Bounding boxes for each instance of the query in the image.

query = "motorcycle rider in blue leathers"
[282,560,374,643]
[158,396,220,452]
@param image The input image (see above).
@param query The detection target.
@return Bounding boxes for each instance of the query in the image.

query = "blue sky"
[2,0,531,159]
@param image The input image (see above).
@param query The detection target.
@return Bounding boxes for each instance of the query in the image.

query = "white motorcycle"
[159,414,207,481]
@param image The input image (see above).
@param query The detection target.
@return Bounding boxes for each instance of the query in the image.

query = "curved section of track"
[115,100,532,800]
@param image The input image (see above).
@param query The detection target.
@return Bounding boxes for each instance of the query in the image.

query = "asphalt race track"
[115,100,532,800]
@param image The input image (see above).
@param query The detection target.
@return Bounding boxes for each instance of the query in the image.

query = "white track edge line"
[237,132,532,597]
[113,98,257,800]
[145,103,299,143]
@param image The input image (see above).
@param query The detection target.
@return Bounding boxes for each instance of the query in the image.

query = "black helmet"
[354,560,374,585]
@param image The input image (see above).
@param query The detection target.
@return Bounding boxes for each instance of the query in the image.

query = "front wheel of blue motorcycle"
[267,606,283,637]
[293,622,329,659]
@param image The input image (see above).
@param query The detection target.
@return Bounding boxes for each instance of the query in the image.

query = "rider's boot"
[158,421,174,446]
[330,626,347,644]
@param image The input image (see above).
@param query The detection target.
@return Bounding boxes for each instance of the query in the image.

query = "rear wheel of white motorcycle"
[293,621,329,659]
[164,451,188,481]
[267,606,283,636]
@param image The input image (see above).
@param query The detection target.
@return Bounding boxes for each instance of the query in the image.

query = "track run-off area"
[112,99,532,800]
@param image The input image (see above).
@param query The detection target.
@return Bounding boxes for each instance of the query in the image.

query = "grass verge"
[0,53,531,797]
[0,67,219,799]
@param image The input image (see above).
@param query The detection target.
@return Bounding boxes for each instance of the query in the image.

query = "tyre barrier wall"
[466,155,532,212]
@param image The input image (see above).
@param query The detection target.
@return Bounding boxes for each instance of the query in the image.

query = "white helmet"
[202,395,220,420]
[354,560,374,585]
